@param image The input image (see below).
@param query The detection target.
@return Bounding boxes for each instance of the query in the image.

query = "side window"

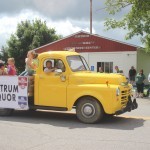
[56,60,66,72]
[43,59,65,73]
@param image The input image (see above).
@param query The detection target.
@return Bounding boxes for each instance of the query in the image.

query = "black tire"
[76,97,104,124]
[0,108,14,116]
[104,113,114,118]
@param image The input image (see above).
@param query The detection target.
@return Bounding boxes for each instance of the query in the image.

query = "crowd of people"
[0,58,16,75]
[98,65,149,98]
[116,66,150,98]
[0,50,38,76]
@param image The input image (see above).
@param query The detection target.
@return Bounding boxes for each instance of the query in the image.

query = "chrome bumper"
[115,96,138,115]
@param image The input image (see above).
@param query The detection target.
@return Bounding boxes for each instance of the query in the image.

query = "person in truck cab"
[44,61,55,73]
[56,60,65,72]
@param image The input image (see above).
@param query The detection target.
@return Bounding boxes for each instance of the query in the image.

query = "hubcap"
[81,103,95,118]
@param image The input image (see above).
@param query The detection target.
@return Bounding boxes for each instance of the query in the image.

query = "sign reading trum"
[0,76,28,110]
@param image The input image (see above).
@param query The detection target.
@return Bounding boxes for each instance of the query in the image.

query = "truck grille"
[121,89,131,107]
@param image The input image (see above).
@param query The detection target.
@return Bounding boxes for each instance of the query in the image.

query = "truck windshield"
[67,55,90,72]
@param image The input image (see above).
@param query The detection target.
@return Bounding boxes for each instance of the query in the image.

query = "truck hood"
[69,72,127,85]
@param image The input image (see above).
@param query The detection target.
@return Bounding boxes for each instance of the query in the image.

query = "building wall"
[80,51,137,77]
[34,31,138,78]
[137,50,150,82]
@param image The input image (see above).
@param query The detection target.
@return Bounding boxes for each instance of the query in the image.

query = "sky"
[0,0,142,49]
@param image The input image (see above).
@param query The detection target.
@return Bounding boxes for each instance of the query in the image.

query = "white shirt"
[44,67,54,73]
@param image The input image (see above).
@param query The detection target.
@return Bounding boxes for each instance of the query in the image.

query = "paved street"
[0,98,150,150]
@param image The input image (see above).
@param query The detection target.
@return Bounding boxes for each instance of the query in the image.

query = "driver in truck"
[44,60,55,73]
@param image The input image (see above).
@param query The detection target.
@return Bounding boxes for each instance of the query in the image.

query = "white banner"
[0,76,29,110]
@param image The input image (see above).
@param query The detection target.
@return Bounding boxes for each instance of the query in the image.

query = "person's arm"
[32,59,38,70]
[7,65,11,74]
[143,74,146,83]
[134,69,137,76]
[10,65,16,72]
[26,59,35,69]
[44,68,55,73]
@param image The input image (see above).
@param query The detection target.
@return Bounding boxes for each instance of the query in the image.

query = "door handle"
[60,75,66,82]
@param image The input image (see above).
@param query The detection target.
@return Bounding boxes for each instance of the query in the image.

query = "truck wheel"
[76,97,104,124]
[0,108,14,116]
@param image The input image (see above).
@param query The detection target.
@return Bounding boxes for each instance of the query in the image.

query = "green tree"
[5,19,61,73]
[104,0,150,52]
[0,46,9,63]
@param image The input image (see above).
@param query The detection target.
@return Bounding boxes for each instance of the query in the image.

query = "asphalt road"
[0,98,150,150]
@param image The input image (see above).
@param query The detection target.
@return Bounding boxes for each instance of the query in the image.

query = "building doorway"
[97,62,113,73]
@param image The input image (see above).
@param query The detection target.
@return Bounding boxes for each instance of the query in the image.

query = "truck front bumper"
[115,96,138,115]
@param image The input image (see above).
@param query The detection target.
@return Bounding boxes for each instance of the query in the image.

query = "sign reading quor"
[0,51,138,124]
[0,76,28,110]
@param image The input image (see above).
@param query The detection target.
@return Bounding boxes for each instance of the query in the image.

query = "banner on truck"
[0,76,29,110]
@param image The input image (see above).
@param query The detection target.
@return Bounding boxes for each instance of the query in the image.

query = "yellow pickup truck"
[0,51,138,123]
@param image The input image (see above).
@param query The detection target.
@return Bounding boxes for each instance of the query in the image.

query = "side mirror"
[55,69,62,75]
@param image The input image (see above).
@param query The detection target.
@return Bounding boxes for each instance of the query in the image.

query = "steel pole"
[90,0,92,34]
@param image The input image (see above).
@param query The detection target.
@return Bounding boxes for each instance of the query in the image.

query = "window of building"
[97,62,113,73]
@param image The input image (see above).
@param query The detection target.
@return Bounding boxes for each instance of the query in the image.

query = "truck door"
[38,58,68,107]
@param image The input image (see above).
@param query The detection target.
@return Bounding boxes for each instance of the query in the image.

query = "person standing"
[135,69,146,98]
[0,63,7,75]
[7,58,17,75]
[129,66,136,85]
[115,66,119,73]
[98,67,103,73]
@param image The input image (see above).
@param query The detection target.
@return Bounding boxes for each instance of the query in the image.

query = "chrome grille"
[121,89,131,107]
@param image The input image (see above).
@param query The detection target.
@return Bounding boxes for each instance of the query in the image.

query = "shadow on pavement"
[0,110,145,130]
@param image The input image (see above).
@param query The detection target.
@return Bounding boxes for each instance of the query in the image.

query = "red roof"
[34,31,138,53]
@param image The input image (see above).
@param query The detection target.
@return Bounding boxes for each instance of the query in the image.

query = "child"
[44,61,55,73]
[25,50,36,76]
[32,53,38,70]
[0,63,7,75]
[7,58,17,75]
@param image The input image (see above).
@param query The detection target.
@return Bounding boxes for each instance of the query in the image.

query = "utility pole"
[90,0,92,34]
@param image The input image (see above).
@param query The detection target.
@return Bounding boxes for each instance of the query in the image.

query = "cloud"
[0,10,41,47]
[0,0,108,21]
[0,0,131,22]
[0,0,142,48]
[0,10,95,47]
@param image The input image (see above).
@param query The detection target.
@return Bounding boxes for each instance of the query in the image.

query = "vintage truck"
[0,51,138,123]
